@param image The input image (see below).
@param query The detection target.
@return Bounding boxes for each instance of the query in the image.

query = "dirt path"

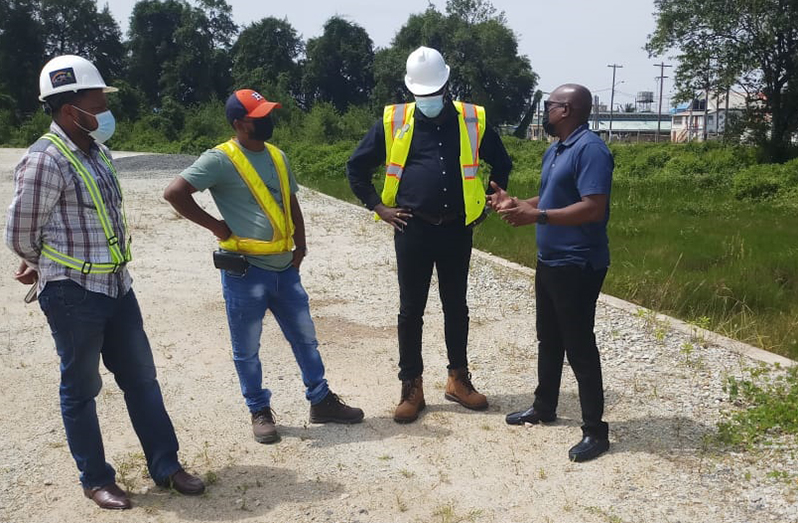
[1,152,795,523]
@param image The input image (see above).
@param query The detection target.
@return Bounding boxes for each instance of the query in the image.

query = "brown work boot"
[393,376,425,423]
[445,368,488,410]
[252,407,280,444]
[309,391,364,424]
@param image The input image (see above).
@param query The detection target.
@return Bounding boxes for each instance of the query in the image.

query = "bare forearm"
[546,198,606,226]
[167,192,221,232]
[526,196,540,207]
[163,178,224,236]
[290,195,306,248]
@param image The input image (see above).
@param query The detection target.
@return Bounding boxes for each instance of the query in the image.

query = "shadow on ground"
[134,464,342,521]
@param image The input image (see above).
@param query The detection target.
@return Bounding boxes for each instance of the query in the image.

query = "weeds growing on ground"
[716,364,798,448]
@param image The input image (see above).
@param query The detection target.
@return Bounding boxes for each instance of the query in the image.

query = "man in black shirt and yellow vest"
[347,46,512,423]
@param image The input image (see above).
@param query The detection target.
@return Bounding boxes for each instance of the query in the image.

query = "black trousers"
[394,218,472,381]
[532,262,609,439]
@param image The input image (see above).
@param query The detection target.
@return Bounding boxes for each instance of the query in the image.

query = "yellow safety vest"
[379,101,487,225]
[214,139,295,255]
[39,133,132,274]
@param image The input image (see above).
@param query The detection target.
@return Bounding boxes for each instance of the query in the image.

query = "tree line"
[3,0,797,162]
[0,0,538,132]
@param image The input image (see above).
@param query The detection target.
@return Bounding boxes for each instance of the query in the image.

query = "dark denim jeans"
[38,280,181,489]
[394,218,472,381]
[533,262,609,439]
[220,265,329,413]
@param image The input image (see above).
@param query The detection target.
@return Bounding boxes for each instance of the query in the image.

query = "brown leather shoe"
[394,376,425,423]
[83,483,131,510]
[252,407,280,444]
[163,469,205,495]
[445,368,488,410]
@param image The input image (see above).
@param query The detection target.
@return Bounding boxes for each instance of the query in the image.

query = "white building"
[670,90,748,143]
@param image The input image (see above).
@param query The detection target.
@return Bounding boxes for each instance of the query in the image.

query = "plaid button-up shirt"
[5,122,132,298]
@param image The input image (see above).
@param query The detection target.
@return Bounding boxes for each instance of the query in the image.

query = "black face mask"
[249,116,274,141]
[542,110,556,136]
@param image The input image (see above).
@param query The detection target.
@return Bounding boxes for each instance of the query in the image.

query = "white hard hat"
[38,55,118,101]
[404,46,450,96]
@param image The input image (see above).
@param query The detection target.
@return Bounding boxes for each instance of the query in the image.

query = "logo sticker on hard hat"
[50,68,77,88]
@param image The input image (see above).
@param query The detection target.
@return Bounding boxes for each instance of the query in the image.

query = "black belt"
[412,209,464,225]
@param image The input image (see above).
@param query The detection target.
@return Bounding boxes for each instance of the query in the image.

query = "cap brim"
[248,101,282,118]
[102,86,119,94]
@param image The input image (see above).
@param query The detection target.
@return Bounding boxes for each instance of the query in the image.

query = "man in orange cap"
[164,89,364,444]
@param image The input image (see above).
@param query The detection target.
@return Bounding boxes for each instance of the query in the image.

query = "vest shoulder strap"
[383,103,415,161]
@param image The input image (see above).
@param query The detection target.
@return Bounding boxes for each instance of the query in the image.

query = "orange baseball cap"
[225,89,281,123]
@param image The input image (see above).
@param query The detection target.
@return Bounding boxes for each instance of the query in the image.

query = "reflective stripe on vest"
[379,101,487,225]
[214,140,295,255]
[39,133,131,274]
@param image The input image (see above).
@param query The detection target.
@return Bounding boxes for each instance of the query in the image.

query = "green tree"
[193,0,236,99]
[159,5,215,105]
[40,0,125,81]
[127,0,218,107]
[0,0,45,115]
[127,0,186,105]
[231,17,303,101]
[376,1,537,125]
[303,16,375,111]
[647,0,798,161]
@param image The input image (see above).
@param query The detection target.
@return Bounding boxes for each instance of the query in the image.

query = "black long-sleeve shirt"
[346,101,512,216]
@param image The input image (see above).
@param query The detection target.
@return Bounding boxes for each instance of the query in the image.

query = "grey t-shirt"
[180,143,299,271]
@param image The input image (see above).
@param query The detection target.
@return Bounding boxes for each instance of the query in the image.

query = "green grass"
[472,177,798,359]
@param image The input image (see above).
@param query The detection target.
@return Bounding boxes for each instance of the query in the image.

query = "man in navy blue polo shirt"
[488,84,614,462]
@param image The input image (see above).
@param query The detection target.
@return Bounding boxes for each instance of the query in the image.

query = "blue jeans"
[221,265,329,413]
[38,280,181,489]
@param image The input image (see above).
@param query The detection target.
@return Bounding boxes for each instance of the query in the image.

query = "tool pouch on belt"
[213,250,249,276]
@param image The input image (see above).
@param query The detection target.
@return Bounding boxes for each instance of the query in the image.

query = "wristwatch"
[537,209,548,225]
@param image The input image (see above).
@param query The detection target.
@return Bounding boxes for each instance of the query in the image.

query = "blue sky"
[104,0,676,109]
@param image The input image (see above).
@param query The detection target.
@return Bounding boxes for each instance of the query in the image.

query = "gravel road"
[0,150,795,523]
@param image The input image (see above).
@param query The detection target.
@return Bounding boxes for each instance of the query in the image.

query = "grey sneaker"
[309,392,364,424]
[251,407,280,444]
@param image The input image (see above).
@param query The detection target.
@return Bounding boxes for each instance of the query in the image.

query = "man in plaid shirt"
[5,55,204,509]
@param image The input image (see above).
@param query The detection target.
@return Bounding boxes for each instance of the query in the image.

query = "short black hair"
[42,90,88,116]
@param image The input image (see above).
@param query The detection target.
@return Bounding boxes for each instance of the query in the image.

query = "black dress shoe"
[83,483,132,510]
[568,435,610,462]
[505,406,556,425]
[161,469,206,495]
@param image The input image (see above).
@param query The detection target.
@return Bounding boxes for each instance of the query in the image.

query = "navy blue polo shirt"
[537,124,614,269]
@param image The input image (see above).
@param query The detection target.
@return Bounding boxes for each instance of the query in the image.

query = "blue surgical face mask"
[415,94,445,118]
[72,105,116,144]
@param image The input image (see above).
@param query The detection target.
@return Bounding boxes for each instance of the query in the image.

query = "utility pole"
[703,85,710,141]
[536,97,542,140]
[654,62,672,142]
[593,95,600,131]
[724,87,730,140]
[607,64,623,142]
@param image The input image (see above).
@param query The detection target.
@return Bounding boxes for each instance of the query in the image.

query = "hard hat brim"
[404,65,450,96]
[38,84,118,102]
